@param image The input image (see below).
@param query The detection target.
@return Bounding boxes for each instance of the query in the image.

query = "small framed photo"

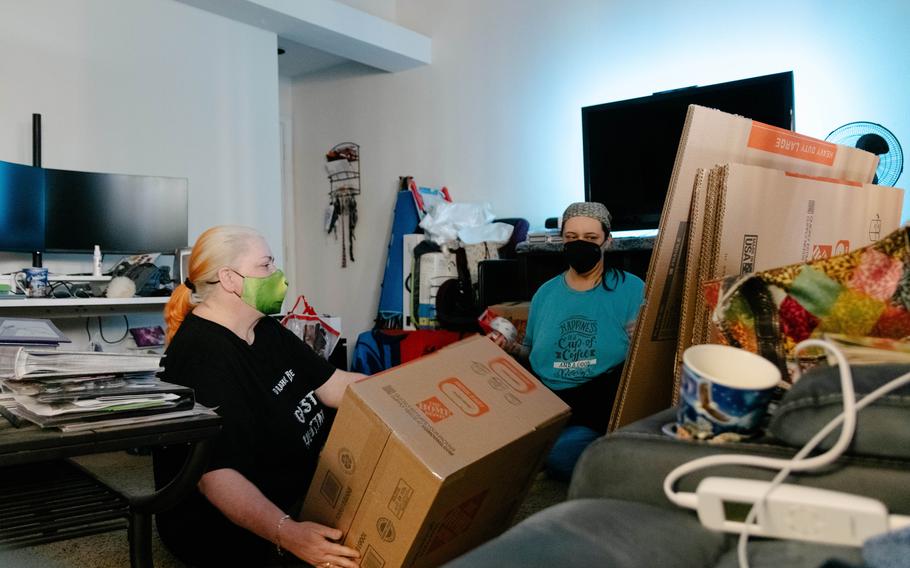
[129,325,166,347]
[175,247,192,284]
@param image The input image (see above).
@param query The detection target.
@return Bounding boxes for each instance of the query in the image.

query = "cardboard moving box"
[614,104,880,431]
[301,335,570,568]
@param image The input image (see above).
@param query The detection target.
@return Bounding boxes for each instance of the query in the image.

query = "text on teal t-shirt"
[524,270,644,390]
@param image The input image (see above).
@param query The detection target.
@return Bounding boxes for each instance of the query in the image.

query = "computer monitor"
[582,71,795,232]
[44,168,188,253]
[0,160,45,252]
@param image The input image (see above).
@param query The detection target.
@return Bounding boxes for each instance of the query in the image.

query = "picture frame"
[175,247,192,284]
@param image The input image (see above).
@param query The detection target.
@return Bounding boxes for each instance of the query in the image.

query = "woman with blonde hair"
[154,225,362,568]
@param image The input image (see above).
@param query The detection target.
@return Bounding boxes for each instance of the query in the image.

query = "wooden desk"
[0,412,221,567]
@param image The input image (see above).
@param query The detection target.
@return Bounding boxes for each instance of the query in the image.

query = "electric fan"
[826,121,904,186]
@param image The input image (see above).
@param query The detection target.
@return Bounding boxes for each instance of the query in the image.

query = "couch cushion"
[570,408,910,515]
[713,539,863,568]
[768,363,910,460]
[442,498,726,568]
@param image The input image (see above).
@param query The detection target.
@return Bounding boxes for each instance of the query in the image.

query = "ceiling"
[175,0,431,77]
[277,37,348,77]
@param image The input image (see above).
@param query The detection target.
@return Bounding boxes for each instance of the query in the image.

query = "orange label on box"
[812,244,833,259]
[748,122,837,166]
[811,241,851,260]
[417,396,454,423]
[438,378,489,417]
[489,357,536,393]
[785,171,863,187]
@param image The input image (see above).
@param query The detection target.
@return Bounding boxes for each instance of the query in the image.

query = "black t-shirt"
[154,313,335,567]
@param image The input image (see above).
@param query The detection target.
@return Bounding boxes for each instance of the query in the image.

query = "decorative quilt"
[705,226,910,381]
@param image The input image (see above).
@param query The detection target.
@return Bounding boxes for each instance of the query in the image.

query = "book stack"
[526,228,563,245]
[517,229,564,254]
[0,346,197,431]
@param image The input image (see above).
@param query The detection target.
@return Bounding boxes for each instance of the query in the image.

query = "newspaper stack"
[0,346,198,430]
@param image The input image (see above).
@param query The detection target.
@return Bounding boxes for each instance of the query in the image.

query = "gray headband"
[561,201,612,230]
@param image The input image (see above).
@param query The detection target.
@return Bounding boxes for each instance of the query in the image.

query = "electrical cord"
[48,281,93,299]
[84,315,130,345]
[100,315,130,344]
[662,339,910,568]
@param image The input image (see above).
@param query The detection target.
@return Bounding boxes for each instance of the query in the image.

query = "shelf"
[0,297,169,318]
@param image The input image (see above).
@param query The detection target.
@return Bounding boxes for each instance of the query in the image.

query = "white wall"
[289,0,910,345]
[0,0,283,348]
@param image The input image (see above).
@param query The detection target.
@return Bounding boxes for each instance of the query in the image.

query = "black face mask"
[563,240,603,274]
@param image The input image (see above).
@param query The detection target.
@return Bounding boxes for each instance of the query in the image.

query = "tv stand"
[479,236,654,308]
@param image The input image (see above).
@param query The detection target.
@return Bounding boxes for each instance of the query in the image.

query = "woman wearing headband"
[492,202,644,481]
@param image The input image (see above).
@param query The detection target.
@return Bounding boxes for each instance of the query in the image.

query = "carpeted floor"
[0,451,568,567]
[0,452,185,568]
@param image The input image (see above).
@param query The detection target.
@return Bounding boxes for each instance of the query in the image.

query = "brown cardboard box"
[614,104,880,431]
[486,301,531,344]
[301,335,570,568]
[706,165,902,281]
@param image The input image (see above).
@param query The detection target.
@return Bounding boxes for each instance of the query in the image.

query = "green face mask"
[234,269,288,315]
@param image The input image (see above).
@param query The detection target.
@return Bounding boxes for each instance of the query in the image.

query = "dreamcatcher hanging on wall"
[324,142,360,267]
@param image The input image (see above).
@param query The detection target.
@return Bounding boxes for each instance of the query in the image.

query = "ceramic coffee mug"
[676,344,780,439]
[14,267,50,298]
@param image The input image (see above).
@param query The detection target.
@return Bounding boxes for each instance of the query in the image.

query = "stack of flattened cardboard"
[301,336,570,568]
[611,105,884,430]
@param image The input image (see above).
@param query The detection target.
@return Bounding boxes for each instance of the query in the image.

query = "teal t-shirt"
[525,270,644,390]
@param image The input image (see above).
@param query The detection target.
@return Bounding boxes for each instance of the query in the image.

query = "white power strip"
[696,477,890,546]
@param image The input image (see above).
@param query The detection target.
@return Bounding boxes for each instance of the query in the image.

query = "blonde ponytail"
[164,284,194,344]
[163,225,261,343]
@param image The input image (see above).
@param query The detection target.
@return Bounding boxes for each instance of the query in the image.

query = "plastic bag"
[419,201,496,245]
[281,296,342,360]
[458,222,513,245]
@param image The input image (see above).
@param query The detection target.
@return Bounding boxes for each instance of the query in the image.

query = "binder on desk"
[0,347,161,380]
[0,317,70,345]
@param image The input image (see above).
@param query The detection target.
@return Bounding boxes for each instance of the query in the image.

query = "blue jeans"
[545,425,600,482]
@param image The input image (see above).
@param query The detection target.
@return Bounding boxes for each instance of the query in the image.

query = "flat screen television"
[0,160,45,252]
[44,168,188,253]
[0,160,189,255]
[582,71,795,232]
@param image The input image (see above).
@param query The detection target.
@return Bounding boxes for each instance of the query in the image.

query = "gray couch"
[445,364,910,567]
